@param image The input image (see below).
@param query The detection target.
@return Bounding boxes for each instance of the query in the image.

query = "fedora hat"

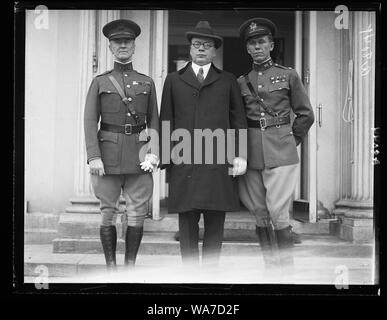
[185,21,223,49]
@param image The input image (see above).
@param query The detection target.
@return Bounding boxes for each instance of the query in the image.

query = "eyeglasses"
[191,41,214,49]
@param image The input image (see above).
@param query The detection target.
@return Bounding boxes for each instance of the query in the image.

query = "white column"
[350,11,374,210]
[73,10,96,199]
[335,12,375,241]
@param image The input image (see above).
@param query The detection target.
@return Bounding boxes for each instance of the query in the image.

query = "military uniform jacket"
[237,58,314,170]
[160,62,248,213]
[84,62,159,174]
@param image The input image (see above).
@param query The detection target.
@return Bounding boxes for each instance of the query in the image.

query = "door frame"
[294,11,318,222]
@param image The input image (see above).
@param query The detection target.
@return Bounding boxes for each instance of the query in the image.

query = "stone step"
[52,233,373,258]
[24,213,61,244]
[56,212,332,239]
[24,212,61,229]
[25,228,58,244]
[24,244,375,284]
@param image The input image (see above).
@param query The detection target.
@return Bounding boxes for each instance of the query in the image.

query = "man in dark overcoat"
[84,19,159,270]
[237,18,314,276]
[159,21,248,266]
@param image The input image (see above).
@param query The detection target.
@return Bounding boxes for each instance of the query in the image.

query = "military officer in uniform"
[84,19,159,270]
[237,18,314,275]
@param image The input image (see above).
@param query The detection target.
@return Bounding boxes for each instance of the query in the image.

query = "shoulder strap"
[243,74,276,117]
[107,74,126,99]
[107,74,140,123]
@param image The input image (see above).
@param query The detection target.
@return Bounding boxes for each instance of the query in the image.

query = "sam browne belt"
[101,122,146,135]
[247,115,290,130]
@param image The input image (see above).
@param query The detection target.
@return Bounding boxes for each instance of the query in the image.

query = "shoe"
[256,226,280,268]
[275,226,294,268]
[291,227,302,244]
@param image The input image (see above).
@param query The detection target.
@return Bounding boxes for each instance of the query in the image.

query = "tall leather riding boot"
[99,225,117,270]
[275,226,295,278]
[256,226,280,268]
[124,226,144,267]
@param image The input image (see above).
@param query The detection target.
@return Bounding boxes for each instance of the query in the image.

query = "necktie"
[197,67,204,84]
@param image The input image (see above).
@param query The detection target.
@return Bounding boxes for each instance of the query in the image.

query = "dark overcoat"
[160,62,248,213]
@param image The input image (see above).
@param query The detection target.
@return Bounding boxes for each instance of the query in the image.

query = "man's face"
[246,35,274,64]
[190,37,216,66]
[109,38,135,62]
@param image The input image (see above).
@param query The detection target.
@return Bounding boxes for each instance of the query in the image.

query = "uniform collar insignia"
[253,58,273,72]
[113,61,133,72]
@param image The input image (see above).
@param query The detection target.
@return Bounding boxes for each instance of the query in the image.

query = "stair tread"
[52,233,371,246]
[24,244,374,285]
[57,212,331,227]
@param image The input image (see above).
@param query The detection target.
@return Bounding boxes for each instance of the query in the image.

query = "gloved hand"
[231,157,247,177]
[140,153,159,173]
[89,158,105,176]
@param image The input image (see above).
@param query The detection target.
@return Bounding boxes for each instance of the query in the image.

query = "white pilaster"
[74,10,96,198]
[335,12,375,241]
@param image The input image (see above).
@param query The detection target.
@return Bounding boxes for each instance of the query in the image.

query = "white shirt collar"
[191,62,212,79]
[114,60,132,65]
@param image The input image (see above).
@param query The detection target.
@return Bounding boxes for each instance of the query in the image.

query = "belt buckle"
[124,124,133,135]
[259,117,267,130]
[275,113,281,128]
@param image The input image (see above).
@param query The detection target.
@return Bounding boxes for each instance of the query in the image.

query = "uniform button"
[261,112,265,116]
[261,98,264,101]
[128,97,132,101]
[107,90,111,93]
[258,72,263,75]
[126,84,131,88]
[127,113,131,116]
[258,85,263,89]
[124,74,128,77]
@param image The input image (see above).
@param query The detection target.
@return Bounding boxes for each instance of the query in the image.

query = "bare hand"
[89,158,105,176]
[232,157,247,177]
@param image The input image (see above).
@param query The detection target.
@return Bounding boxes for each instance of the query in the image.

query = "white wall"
[315,12,341,212]
[25,10,81,212]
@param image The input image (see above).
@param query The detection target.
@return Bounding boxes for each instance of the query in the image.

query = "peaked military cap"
[239,18,277,43]
[102,19,141,40]
[185,21,223,49]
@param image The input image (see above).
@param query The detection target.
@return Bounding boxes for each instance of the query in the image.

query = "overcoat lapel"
[179,62,200,90]
[179,62,221,90]
[200,64,220,89]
